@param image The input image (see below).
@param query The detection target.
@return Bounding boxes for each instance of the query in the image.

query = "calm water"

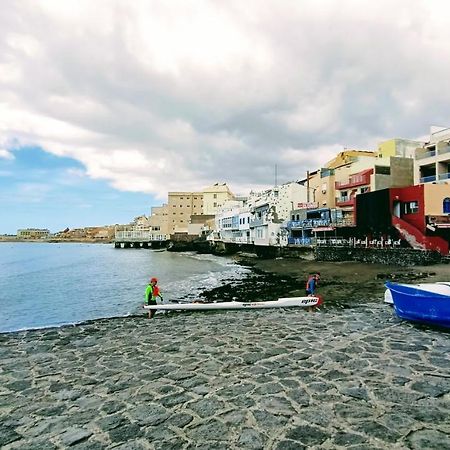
[0,243,249,333]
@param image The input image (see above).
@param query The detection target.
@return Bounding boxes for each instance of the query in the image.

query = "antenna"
[275,164,278,188]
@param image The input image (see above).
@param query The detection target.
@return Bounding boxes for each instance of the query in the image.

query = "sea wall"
[315,247,443,266]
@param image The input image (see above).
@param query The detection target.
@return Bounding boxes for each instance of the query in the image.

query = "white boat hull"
[144,296,320,311]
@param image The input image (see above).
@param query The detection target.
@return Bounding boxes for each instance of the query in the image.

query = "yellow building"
[378,138,424,159]
[168,191,204,234]
[202,183,235,215]
[148,205,170,235]
[325,150,377,170]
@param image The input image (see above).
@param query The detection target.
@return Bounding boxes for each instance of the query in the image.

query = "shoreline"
[2,254,448,336]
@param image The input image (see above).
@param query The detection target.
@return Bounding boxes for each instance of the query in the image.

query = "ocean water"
[0,243,249,333]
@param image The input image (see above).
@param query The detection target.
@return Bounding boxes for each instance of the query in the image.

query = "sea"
[0,242,250,333]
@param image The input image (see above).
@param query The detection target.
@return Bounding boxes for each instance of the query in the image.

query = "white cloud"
[0,149,15,160]
[1,0,450,199]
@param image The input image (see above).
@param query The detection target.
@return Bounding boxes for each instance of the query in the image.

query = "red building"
[356,184,450,255]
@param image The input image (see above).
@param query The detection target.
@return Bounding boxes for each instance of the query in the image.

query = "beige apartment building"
[148,205,170,235]
[414,127,450,185]
[202,183,235,215]
[168,191,204,234]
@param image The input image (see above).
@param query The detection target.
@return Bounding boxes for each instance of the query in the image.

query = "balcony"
[416,149,436,160]
[438,172,450,181]
[438,145,450,156]
[335,197,355,207]
[419,175,437,183]
[286,219,331,229]
[288,237,313,246]
[335,170,372,190]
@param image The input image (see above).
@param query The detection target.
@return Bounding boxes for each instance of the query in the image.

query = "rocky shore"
[1,258,450,449]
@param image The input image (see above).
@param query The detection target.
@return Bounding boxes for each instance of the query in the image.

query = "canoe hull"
[144,296,320,311]
[385,282,450,328]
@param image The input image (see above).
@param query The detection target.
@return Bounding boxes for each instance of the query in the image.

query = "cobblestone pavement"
[1,305,450,449]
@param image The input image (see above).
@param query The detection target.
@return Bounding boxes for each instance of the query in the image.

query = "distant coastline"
[0,237,113,244]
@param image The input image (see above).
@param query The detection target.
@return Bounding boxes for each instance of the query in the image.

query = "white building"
[415,126,450,185]
[214,199,251,244]
[214,182,308,247]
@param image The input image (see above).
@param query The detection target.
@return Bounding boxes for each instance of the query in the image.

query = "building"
[148,205,170,235]
[214,199,251,244]
[248,182,308,246]
[167,191,203,234]
[202,183,235,215]
[356,184,450,255]
[16,228,50,239]
[378,138,424,159]
[414,126,450,185]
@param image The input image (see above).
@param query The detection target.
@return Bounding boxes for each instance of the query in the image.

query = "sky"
[1,0,450,233]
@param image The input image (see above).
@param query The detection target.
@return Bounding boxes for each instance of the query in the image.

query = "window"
[444,198,450,214]
[404,201,419,214]
[213,194,217,199]
[360,187,369,194]
[214,202,217,207]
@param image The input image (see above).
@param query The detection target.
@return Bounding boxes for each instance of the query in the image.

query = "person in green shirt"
[144,277,163,319]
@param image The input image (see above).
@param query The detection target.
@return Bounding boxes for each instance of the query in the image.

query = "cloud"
[1,0,450,199]
[0,149,15,160]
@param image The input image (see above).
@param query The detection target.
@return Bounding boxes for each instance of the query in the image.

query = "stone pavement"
[1,305,450,449]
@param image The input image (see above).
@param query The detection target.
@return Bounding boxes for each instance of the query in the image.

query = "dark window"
[404,201,419,214]
[444,198,450,214]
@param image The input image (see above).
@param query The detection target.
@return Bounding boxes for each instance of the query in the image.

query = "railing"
[335,197,355,207]
[286,219,330,229]
[316,237,402,248]
[419,175,437,183]
[416,150,436,160]
[438,145,450,155]
[288,237,313,246]
[335,172,371,189]
[115,230,169,241]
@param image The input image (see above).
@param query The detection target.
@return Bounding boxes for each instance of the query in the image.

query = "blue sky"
[0,147,155,234]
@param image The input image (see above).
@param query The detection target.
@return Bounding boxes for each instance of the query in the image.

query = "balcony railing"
[416,150,436,160]
[288,237,313,246]
[335,197,355,207]
[286,219,330,229]
[419,175,437,183]
[335,172,371,190]
[438,172,450,181]
[438,145,450,156]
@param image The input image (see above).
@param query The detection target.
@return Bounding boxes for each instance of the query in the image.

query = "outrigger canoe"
[144,296,322,311]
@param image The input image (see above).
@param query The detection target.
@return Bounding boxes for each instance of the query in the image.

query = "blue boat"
[385,282,450,328]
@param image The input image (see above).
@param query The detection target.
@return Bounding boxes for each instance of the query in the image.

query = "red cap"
[150,277,158,283]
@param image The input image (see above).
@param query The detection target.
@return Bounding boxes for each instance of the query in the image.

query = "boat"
[385,282,450,328]
[144,296,322,311]
[384,282,450,305]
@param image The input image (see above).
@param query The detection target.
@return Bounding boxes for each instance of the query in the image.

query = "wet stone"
[275,440,306,450]
[189,398,225,418]
[166,412,194,428]
[410,379,450,397]
[0,425,21,446]
[127,404,170,426]
[238,428,266,449]
[108,423,143,443]
[354,421,402,443]
[58,427,93,447]
[407,429,450,449]
[285,424,329,446]
[186,420,229,441]
[332,431,367,446]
